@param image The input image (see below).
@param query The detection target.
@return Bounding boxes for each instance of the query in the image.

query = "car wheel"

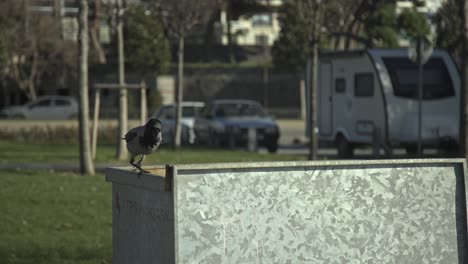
[336,134,353,158]
[209,129,221,147]
[266,142,278,153]
[438,141,459,154]
[404,144,418,155]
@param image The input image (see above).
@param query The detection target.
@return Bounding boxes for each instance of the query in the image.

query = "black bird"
[122,118,162,176]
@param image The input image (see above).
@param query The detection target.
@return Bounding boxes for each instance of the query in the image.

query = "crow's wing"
[123,126,143,143]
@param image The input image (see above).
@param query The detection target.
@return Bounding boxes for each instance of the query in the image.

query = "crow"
[122,118,162,176]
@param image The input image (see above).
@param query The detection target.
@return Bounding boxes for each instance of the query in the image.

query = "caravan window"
[335,78,346,93]
[354,73,374,97]
[382,57,454,99]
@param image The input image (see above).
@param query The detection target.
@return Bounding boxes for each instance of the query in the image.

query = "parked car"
[193,99,280,152]
[0,96,78,120]
[151,101,205,145]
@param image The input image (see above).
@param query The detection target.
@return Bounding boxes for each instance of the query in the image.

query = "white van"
[317,49,460,157]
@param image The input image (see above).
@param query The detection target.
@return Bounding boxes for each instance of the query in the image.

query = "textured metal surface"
[174,162,467,263]
[106,159,467,263]
[110,178,174,264]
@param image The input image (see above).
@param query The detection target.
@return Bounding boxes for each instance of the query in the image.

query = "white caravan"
[317,49,460,157]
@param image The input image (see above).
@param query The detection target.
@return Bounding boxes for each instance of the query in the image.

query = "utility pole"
[417,38,423,156]
[308,0,320,160]
[116,0,128,160]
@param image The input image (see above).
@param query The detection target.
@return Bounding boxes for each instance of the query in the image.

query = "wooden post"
[140,81,147,125]
[92,88,100,159]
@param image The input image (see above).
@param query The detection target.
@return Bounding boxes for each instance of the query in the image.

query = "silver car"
[0,96,79,120]
[193,99,280,152]
[151,102,205,145]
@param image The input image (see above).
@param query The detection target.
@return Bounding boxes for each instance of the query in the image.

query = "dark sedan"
[193,99,280,152]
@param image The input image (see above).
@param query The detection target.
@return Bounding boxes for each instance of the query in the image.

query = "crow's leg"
[130,156,137,171]
[131,155,149,177]
[135,155,145,167]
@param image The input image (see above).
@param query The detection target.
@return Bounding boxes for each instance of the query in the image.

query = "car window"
[382,57,454,99]
[157,106,175,119]
[200,105,213,118]
[55,99,71,106]
[31,99,52,108]
[354,73,374,97]
[214,103,266,118]
[156,105,204,119]
[182,107,196,118]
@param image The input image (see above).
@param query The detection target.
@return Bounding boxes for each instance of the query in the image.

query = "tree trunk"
[90,24,106,64]
[90,0,106,64]
[461,0,468,159]
[116,0,128,160]
[27,79,37,101]
[78,0,95,175]
[174,34,184,149]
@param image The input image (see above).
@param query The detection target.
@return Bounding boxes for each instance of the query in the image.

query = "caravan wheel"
[336,134,353,158]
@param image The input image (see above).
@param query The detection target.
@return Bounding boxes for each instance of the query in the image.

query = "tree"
[155,0,218,149]
[397,8,431,40]
[272,0,311,70]
[363,3,399,48]
[272,0,433,69]
[78,0,95,175]
[434,0,467,157]
[271,0,321,160]
[0,0,64,101]
[124,6,171,76]
[434,0,462,58]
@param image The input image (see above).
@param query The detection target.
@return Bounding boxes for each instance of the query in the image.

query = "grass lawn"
[0,140,307,165]
[0,170,111,264]
[0,140,306,263]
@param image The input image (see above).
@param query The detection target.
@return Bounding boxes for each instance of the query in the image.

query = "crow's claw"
[137,169,149,177]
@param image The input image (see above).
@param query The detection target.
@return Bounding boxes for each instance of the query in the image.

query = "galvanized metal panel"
[107,167,175,264]
[173,160,468,264]
[106,159,468,263]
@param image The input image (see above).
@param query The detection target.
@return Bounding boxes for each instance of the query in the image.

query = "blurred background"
[0,0,465,163]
